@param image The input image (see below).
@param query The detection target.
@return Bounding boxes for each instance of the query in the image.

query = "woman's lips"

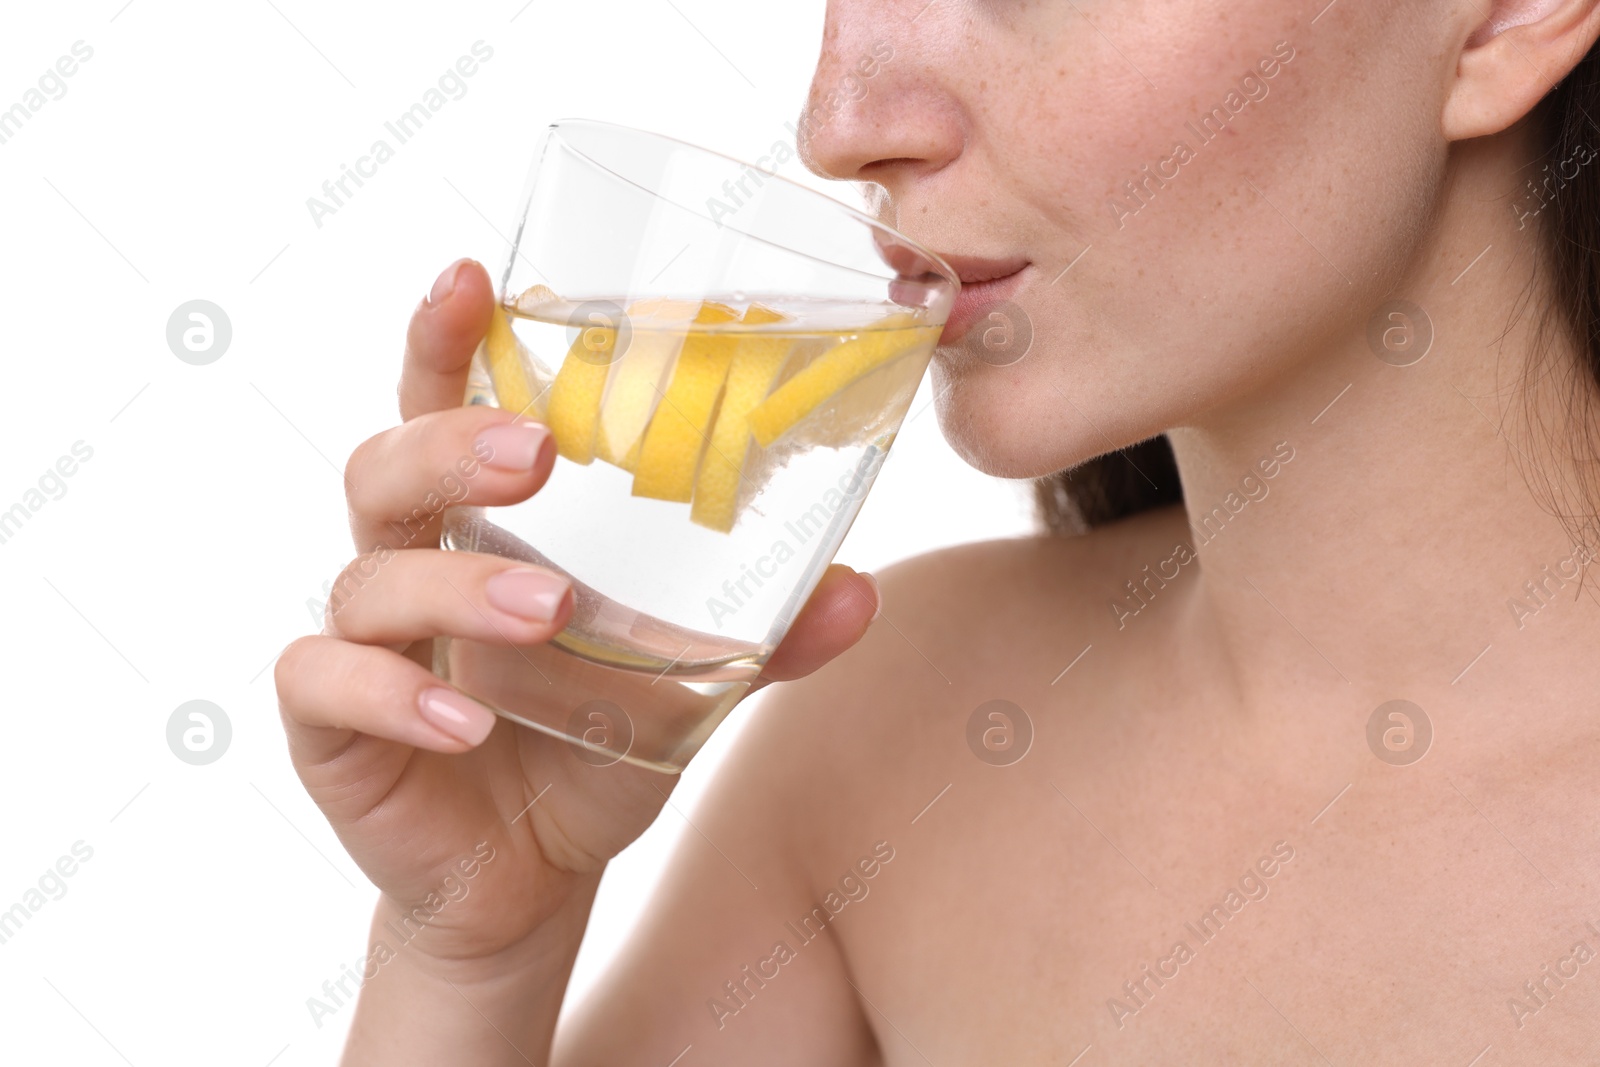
[936,256,1031,346]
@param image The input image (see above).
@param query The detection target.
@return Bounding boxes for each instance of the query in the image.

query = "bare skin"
[277,0,1600,1062]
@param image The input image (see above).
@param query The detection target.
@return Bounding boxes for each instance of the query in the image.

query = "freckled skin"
[556,2,1600,1064]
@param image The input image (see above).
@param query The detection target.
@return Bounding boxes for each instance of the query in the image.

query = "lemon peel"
[745,312,925,448]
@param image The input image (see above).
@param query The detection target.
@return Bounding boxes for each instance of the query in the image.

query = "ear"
[1443,0,1600,140]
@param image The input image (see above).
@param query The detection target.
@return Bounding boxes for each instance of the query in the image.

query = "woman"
[275,0,1600,1061]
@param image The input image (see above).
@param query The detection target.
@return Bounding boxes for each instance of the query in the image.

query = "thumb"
[757,565,880,683]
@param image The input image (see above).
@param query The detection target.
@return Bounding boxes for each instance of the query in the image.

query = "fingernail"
[418,687,497,746]
[859,571,881,615]
[486,567,571,623]
[476,421,553,472]
[427,258,470,306]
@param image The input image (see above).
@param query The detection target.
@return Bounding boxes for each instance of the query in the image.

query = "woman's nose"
[796,21,965,190]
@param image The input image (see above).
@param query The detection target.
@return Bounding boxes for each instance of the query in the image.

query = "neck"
[1167,127,1600,722]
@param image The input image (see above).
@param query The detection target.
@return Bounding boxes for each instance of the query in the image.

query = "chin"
[930,360,1098,480]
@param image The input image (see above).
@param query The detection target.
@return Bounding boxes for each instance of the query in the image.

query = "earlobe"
[1443,0,1600,141]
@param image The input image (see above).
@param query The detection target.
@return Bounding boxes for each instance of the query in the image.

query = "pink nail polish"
[476,421,553,472]
[485,568,571,623]
[418,687,496,746]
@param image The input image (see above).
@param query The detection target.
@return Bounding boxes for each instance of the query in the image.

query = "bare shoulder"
[863,502,1190,661]
[758,502,1192,716]
[729,502,1195,843]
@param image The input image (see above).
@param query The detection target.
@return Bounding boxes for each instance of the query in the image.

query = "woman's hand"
[273,258,881,971]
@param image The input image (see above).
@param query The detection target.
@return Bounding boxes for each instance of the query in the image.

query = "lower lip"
[940,268,1029,346]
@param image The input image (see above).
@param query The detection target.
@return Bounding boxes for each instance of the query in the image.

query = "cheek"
[940,6,1445,475]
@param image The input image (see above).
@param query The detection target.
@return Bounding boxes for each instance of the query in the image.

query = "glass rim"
[541,117,960,289]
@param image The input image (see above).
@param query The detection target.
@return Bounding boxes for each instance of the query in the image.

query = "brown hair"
[1033,435,1181,536]
[1034,44,1600,537]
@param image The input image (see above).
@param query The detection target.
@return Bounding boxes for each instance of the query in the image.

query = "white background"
[0,2,1033,1063]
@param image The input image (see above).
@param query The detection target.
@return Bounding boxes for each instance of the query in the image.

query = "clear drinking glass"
[438,119,957,772]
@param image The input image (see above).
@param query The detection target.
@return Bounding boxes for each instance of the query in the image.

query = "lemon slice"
[596,301,738,472]
[632,331,735,502]
[690,304,793,532]
[746,312,927,448]
[594,334,681,470]
[544,324,618,464]
[485,304,539,418]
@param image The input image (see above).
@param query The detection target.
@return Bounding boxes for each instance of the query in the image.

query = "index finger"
[399,258,495,421]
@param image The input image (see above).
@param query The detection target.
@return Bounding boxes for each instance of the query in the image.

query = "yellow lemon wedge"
[739,303,789,325]
[632,334,735,502]
[594,332,683,471]
[544,322,618,465]
[485,304,539,418]
[596,301,739,472]
[746,312,927,448]
[689,304,794,532]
